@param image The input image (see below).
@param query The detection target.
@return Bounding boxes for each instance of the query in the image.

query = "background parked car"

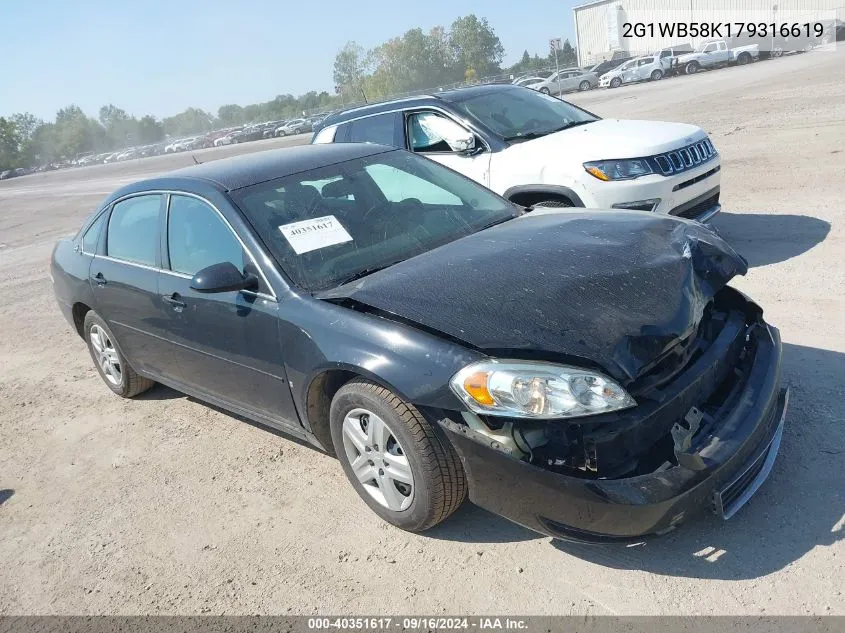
[276,118,310,136]
[599,54,668,88]
[512,75,545,88]
[677,39,759,74]
[530,68,598,95]
[588,56,634,77]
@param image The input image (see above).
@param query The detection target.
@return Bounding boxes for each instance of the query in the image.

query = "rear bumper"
[439,323,786,542]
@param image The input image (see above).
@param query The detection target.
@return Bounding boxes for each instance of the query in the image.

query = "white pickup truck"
[676,40,760,74]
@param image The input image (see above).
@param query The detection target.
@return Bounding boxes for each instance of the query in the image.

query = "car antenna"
[192,155,202,165]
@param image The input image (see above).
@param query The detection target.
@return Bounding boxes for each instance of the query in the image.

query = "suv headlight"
[450,361,636,419]
[584,159,653,181]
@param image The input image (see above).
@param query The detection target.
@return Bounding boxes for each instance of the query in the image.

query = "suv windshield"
[232,150,518,291]
[450,88,598,142]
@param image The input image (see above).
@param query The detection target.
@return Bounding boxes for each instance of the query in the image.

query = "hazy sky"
[1,0,579,121]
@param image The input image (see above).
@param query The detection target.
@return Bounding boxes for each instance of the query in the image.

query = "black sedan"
[51,144,788,541]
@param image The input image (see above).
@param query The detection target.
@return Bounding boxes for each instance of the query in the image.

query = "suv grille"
[653,138,717,176]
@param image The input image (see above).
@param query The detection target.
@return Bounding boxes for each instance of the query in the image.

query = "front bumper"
[439,322,786,542]
[579,157,721,223]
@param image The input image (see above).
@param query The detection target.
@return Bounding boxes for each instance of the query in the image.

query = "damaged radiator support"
[438,289,763,481]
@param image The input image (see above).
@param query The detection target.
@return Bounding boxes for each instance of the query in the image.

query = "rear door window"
[106,195,162,266]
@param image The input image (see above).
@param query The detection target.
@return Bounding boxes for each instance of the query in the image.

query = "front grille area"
[673,165,721,192]
[653,138,717,176]
[671,191,720,220]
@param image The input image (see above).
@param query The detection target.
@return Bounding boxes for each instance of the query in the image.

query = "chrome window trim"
[103,189,278,302]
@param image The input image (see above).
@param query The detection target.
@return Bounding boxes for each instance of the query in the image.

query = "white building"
[573,0,844,66]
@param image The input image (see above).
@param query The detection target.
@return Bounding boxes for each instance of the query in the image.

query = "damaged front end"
[435,286,787,541]
[320,210,788,540]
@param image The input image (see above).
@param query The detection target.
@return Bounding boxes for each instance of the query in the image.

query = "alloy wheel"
[341,408,414,511]
[90,324,122,386]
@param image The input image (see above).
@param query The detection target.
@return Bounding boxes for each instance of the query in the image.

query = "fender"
[502,184,585,207]
[276,296,484,434]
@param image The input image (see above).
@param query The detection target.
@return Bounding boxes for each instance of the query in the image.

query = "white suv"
[312,85,721,222]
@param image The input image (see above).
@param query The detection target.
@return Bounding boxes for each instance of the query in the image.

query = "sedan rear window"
[232,150,516,291]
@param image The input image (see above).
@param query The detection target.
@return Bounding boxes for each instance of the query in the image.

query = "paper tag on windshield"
[279,215,353,255]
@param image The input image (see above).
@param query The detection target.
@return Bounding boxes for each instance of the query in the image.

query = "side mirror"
[190,262,258,294]
[415,113,477,154]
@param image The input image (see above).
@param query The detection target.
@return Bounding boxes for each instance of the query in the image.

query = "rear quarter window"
[346,114,399,146]
[82,212,106,253]
[107,195,162,266]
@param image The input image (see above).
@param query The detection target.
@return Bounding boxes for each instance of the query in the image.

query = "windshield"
[232,150,518,291]
[451,88,598,141]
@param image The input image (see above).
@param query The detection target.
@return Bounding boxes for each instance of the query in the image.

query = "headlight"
[584,159,653,181]
[450,361,636,419]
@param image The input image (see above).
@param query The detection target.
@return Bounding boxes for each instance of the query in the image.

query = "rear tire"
[650,69,664,80]
[737,52,751,65]
[330,378,466,532]
[83,311,154,398]
[539,87,551,95]
[609,77,622,88]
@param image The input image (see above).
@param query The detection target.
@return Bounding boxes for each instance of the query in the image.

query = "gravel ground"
[0,50,843,616]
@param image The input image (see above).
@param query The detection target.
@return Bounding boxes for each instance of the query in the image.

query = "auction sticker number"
[279,215,353,254]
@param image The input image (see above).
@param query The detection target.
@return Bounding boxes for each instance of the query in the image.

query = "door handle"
[162,293,186,311]
[93,272,107,287]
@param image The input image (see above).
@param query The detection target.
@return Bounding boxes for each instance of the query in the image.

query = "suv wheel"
[84,311,154,398]
[330,379,466,532]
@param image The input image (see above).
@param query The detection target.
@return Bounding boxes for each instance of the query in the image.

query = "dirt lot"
[1,51,843,616]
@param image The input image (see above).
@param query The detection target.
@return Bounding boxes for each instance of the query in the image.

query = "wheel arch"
[503,185,585,208]
[72,302,92,338]
[302,364,423,455]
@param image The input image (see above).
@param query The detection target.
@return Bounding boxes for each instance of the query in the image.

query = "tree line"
[1,14,575,171]
[333,14,576,101]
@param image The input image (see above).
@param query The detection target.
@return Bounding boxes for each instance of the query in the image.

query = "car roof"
[319,84,524,129]
[114,144,395,197]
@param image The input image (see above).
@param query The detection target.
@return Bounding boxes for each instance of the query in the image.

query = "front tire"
[685,61,701,74]
[83,311,154,398]
[539,87,551,95]
[609,77,622,88]
[579,80,591,91]
[330,379,466,532]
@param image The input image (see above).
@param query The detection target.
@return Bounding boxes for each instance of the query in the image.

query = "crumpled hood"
[319,211,747,384]
[513,119,706,160]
